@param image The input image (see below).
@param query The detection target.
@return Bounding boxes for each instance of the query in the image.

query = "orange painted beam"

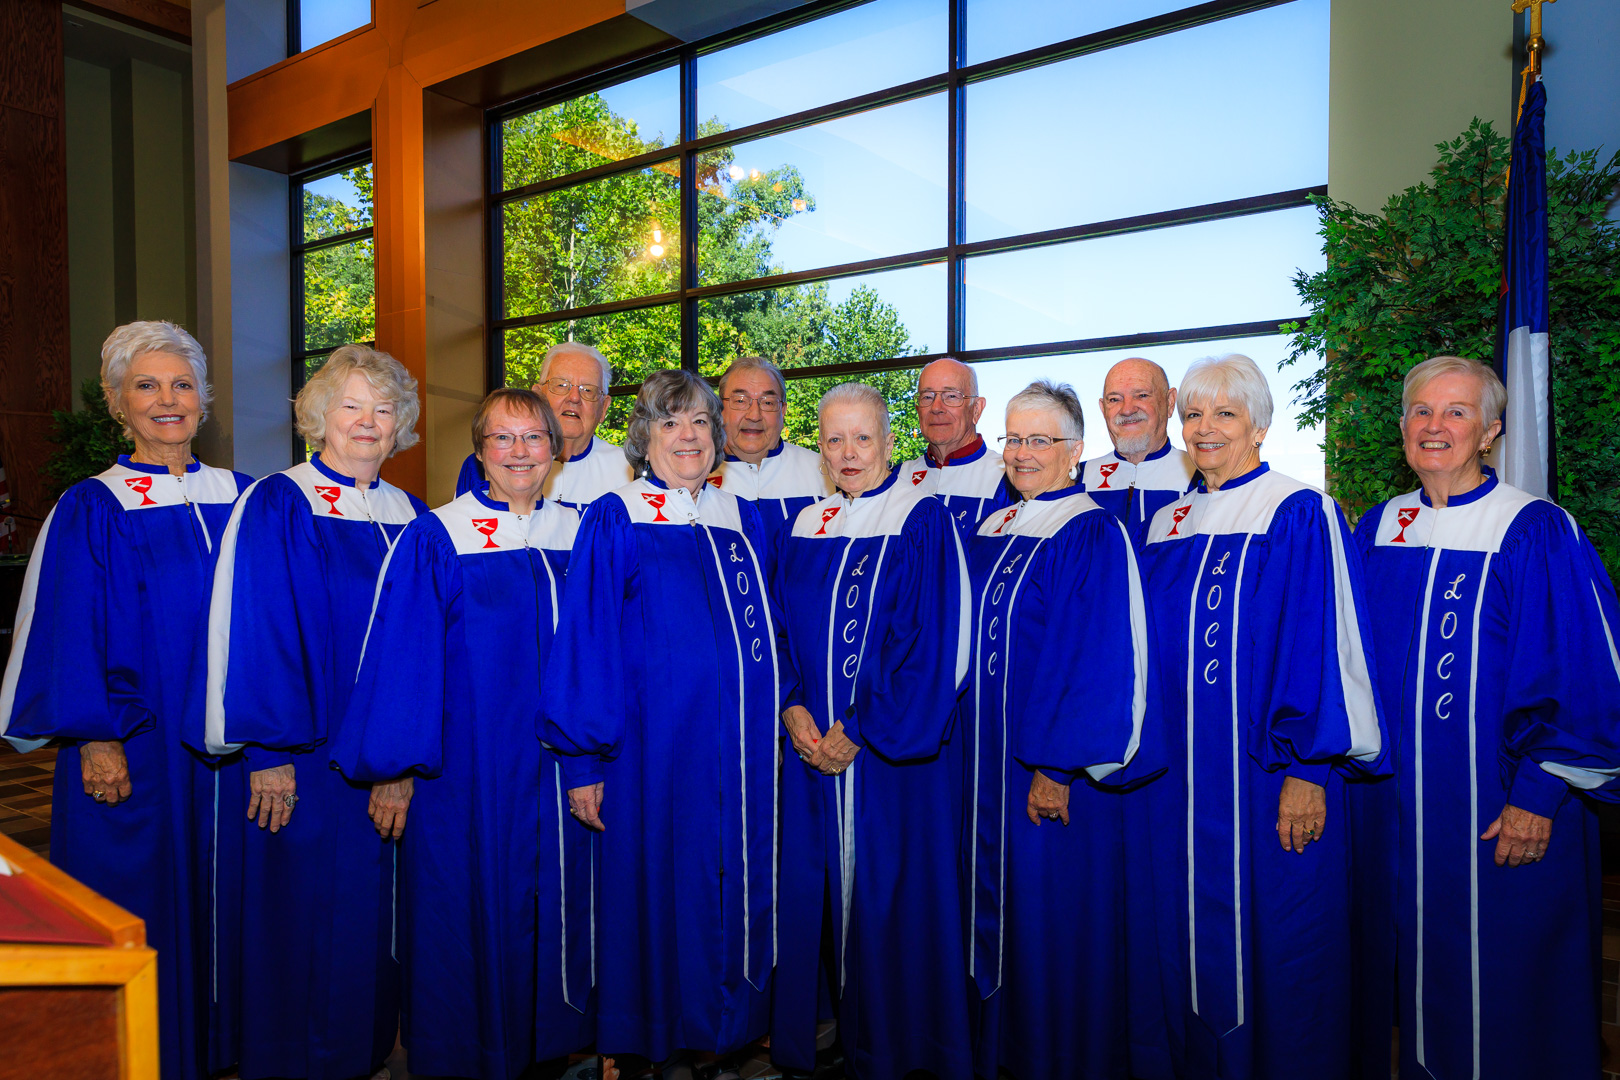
[227,0,627,160]
[372,64,428,496]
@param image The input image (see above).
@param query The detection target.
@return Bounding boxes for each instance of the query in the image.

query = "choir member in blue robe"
[205,345,427,1080]
[1,322,250,1080]
[1347,356,1620,1080]
[333,388,593,1080]
[708,356,831,537]
[1081,358,1197,541]
[900,357,1011,537]
[543,369,779,1076]
[455,342,631,509]
[774,381,973,1080]
[966,382,1158,1080]
[1136,354,1385,1080]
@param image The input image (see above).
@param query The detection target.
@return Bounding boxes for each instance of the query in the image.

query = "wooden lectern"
[0,832,158,1079]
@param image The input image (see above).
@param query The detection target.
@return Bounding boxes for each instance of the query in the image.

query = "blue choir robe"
[331,487,594,1080]
[204,454,425,1080]
[965,489,1159,1080]
[1136,463,1386,1080]
[542,476,779,1062]
[901,435,1012,539]
[773,466,974,1080]
[708,439,832,540]
[1348,473,1620,1080]
[1080,441,1197,543]
[457,435,632,512]
[0,457,250,1080]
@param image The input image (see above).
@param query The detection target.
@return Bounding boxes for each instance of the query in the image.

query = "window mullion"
[679,46,700,373]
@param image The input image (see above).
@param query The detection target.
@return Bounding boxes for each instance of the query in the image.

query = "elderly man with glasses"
[457,342,632,510]
[900,357,1010,537]
[708,355,830,537]
[1080,357,1197,543]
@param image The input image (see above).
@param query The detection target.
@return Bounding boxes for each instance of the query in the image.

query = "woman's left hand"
[1026,769,1071,826]
[816,722,860,776]
[368,776,414,840]
[1481,802,1553,867]
[1276,774,1326,853]
[81,740,132,806]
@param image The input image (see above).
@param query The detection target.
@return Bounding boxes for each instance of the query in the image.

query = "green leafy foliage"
[1283,120,1620,583]
[301,164,375,355]
[498,94,929,459]
[43,379,133,496]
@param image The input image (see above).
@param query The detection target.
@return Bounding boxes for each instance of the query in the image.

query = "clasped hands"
[782,705,860,775]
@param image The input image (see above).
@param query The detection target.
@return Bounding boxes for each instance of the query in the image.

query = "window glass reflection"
[966,0,1327,240]
[963,206,1324,350]
[501,160,682,319]
[971,336,1324,491]
[503,66,680,191]
[296,0,370,52]
[302,239,374,351]
[697,0,945,131]
[964,0,1186,64]
[302,163,373,242]
[698,94,946,287]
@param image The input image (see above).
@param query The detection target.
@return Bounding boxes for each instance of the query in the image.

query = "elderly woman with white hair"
[0,321,251,1080]
[206,344,426,1080]
[543,368,780,1077]
[965,381,1158,1080]
[1347,356,1620,1080]
[1134,353,1386,1079]
[772,381,973,1080]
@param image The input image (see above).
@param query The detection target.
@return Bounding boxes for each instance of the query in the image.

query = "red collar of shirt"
[927,435,985,468]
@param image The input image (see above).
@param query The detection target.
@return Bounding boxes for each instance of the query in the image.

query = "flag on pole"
[1497,77,1552,499]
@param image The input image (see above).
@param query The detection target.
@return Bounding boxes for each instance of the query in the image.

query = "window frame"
[290,150,376,458]
[485,0,1323,395]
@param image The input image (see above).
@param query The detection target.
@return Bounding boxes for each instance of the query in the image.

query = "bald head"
[1099,357,1175,462]
[915,357,985,461]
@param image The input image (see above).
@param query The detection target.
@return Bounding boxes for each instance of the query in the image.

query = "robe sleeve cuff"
[1290,760,1333,787]
[553,752,605,790]
[1508,760,1570,819]
[245,748,297,770]
[837,704,863,748]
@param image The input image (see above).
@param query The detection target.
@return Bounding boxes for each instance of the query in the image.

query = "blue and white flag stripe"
[1497,78,1551,499]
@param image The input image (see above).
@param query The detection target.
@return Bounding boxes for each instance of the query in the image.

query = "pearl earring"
[1067,463,1078,480]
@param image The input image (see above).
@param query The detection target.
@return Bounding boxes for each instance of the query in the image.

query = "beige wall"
[1329,0,1514,212]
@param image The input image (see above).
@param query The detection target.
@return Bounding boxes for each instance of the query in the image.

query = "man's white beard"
[1112,412,1157,457]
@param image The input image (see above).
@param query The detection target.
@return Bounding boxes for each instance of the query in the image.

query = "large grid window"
[292,156,375,415]
[490,0,1328,476]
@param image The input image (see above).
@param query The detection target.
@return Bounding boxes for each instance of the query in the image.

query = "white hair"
[1177,353,1274,430]
[1402,355,1507,425]
[818,381,890,439]
[1007,380,1084,440]
[101,321,213,434]
[539,342,613,390]
[295,344,421,454]
[919,356,978,397]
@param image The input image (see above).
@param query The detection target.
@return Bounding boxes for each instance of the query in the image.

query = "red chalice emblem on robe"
[641,493,668,522]
[1392,507,1421,544]
[1096,462,1120,489]
[124,476,156,506]
[472,518,500,549]
[815,506,841,536]
[1167,505,1192,537]
[911,470,927,486]
[707,474,723,487]
[314,486,343,515]
[991,506,1020,534]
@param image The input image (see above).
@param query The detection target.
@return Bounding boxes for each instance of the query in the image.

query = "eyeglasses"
[483,430,552,450]
[998,435,1073,451]
[724,391,782,412]
[917,390,974,408]
[539,377,604,402]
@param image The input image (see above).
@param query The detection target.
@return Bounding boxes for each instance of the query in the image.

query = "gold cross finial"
[1511,0,1556,74]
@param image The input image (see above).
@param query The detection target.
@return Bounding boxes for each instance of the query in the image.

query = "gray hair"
[539,342,613,391]
[717,355,787,401]
[1007,379,1085,440]
[1177,353,1274,431]
[918,356,978,397]
[101,321,213,436]
[623,368,726,477]
[818,381,891,440]
[294,344,421,454]
[1401,355,1507,425]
